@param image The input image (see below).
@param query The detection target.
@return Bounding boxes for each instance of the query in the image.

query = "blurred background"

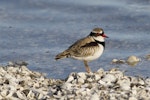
[0,0,150,79]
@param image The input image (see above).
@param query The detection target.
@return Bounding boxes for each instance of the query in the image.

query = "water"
[0,0,150,79]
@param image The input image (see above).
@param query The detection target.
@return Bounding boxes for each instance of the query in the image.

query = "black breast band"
[94,40,105,48]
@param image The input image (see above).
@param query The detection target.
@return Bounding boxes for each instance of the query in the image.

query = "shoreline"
[0,62,150,99]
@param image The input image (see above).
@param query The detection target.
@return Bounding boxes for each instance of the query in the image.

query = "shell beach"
[0,62,150,100]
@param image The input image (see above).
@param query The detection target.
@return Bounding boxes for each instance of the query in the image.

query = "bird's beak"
[102,34,109,38]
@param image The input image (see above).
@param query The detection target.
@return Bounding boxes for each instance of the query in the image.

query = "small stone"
[112,59,125,64]
[145,54,150,60]
[126,55,140,66]
[112,59,118,63]
[8,61,14,66]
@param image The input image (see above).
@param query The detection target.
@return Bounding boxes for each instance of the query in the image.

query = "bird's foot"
[86,67,91,73]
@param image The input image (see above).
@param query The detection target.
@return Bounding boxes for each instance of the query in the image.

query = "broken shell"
[90,93,99,100]
[102,73,117,83]
[0,90,9,97]
[66,75,74,83]
[16,91,27,99]
[94,74,101,81]
[117,76,131,91]
[96,68,104,75]
[37,93,44,99]
[145,78,150,86]
[27,90,35,99]
[128,96,137,100]
[78,72,86,80]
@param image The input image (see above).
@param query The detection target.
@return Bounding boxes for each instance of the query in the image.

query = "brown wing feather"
[67,36,99,57]
[68,36,95,49]
[81,42,98,47]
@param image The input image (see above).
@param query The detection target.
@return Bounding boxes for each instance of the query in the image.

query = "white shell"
[66,75,74,83]
[78,72,86,80]
[90,93,99,100]
[129,97,137,100]
[102,74,117,83]
[117,76,131,91]
[95,74,101,81]
[16,91,27,99]
[78,78,85,84]
[62,82,73,90]
[27,90,35,99]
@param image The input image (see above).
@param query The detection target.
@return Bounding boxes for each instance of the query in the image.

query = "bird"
[55,27,108,73]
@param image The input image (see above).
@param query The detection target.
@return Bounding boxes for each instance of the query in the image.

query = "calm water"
[0,0,150,79]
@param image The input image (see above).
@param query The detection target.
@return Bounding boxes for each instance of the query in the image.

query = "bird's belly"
[72,45,104,61]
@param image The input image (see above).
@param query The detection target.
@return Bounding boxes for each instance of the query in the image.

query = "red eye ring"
[96,33,100,36]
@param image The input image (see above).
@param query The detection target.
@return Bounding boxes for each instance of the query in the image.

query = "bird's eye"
[99,32,104,36]
[96,33,100,36]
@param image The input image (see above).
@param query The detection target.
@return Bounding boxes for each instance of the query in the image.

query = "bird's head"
[89,27,108,41]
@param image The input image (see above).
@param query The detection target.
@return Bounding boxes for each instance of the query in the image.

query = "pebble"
[112,59,126,64]
[126,55,140,66]
[0,61,150,99]
[112,55,141,66]
[145,54,150,60]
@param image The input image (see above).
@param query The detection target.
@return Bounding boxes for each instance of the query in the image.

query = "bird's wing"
[68,36,94,49]
[68,37,99,57]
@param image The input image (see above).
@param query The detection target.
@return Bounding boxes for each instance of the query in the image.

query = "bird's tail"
[55,50,71,60]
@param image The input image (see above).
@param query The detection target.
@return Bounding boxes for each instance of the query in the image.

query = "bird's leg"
[83,60,91,73]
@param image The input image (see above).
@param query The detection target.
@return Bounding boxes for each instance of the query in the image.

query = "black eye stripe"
[97,33,104,36]
[89,32,95,36]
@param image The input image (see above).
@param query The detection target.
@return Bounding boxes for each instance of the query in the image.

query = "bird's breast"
[87,44,104,61]
[72,44,104,61]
